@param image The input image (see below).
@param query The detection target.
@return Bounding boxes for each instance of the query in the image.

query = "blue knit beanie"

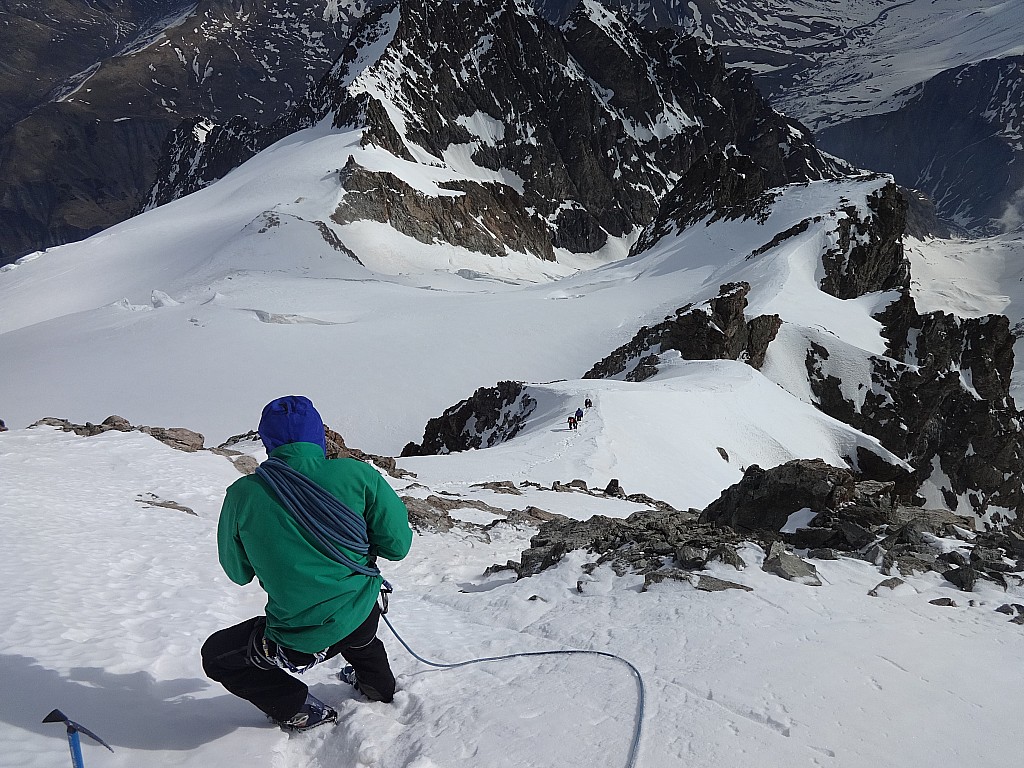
[258,395,327,455]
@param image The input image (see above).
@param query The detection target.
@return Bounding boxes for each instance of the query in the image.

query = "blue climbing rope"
[255,456,646,767]
[380,611,646,768]
[254,457,379,577]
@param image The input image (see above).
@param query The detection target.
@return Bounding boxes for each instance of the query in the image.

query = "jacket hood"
[258,395,326,455]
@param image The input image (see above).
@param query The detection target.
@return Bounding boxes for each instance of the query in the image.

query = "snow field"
[0,141,896,461]
[3,424,1022,768]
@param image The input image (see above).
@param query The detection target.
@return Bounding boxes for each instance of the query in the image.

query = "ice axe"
[42,709,113,768]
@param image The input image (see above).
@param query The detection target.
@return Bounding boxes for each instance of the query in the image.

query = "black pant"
[201,605,396,721]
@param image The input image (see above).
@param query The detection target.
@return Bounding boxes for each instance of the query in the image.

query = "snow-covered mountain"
[5,0,1021,264]
[538,0,1024,236]
[0,0,378,265]
[536,0,901,93]
[818,56,1024,234]
[2,0,1022,521]
[3,3,1024,766]
[536,0,1024,126]
[711,0,1024,237]
[144,0,846,260]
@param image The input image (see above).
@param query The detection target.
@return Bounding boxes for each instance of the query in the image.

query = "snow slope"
[1,423,1020,768]
[0,112,895,461]
[2,114,1021,766]
[403,356,903,512]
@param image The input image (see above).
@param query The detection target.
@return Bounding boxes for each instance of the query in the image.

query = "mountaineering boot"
[338,665,389,702]
[339,665,358,687]
[278,693,338,731]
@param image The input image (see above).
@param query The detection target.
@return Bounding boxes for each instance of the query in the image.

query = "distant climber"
[202,396,413,731]
[567,415,578,430]
[575,407,584,422]
[584,398,592,409]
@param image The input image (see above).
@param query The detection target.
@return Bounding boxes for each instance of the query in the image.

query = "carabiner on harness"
[379,579,393,616]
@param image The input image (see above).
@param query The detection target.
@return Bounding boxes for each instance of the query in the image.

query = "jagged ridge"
[144,0,847,259]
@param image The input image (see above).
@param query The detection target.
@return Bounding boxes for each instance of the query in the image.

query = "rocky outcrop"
[323,425,412,479]
[632,143,846,253]
[507,458,1020,595]
[698,459,960,555]
[402,382,537,456]
[331,159,554,260]
[902,187,952,240]
[818,181,908,299]
[29,415,414,480]
[401,493,562,534]
[516,508,720,578]
[641,571,752,593]
[808,294,1024,526]
[142,116,274,210]
[584,282,782,381]
[761,541,822,586]
[700,459,859,533]
[30,415,205,452]
[510,500,830,586]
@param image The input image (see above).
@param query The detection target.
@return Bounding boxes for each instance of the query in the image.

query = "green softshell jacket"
[217,441,412,653]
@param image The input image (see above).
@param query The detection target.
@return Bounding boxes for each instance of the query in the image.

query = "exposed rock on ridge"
[583,281,782,381]
[508,459,1023,599]
[402,382,538,457]
[331,159,555,260]
[700,459,859,534]
[818,181,908,299]
[589,174,1023,522]
[144,0,847,260]
[31,415,205,452]
[809,296,1024,526]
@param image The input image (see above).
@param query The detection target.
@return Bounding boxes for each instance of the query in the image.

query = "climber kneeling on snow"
[202,395,412,731]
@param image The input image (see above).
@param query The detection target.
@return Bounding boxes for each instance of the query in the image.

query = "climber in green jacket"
[202,395,412,731]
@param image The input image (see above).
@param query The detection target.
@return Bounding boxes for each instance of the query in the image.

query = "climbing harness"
[246,616,329,673]
[254,456,646,768]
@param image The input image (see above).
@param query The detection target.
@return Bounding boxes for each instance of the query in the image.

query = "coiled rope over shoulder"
[254,457,380,577]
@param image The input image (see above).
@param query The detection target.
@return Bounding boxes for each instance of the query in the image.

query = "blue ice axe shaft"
[42,709,113,768]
